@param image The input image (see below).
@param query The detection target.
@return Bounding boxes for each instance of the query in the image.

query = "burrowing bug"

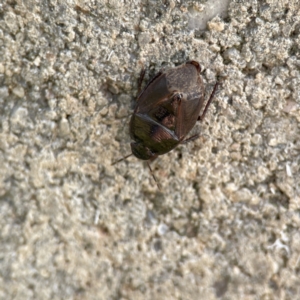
[113,60,219,185]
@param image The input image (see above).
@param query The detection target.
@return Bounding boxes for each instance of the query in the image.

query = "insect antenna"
[111,153,132,166]
[147,161,161,191]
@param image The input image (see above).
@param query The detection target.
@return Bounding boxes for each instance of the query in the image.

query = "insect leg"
[181,134,201,144]
[198,82,219,121]
[147,161,161,190]
[137,67,146,95]
[111,153,132,165]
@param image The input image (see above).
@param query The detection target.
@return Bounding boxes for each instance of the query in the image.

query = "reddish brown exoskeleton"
[113,61,219,187]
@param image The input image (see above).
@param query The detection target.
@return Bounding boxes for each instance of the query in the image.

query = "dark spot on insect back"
[154,106,169,121]
[161,114,175,130]
[153,93,182,130]
[153,107,175,130]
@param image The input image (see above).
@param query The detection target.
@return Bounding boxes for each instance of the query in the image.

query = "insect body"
[112,60,219,188]
[130,60,216,160]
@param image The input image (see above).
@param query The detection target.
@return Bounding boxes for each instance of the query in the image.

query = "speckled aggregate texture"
[0,0,300,299]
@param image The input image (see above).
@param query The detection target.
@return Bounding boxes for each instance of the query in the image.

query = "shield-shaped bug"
[113,60,219,187]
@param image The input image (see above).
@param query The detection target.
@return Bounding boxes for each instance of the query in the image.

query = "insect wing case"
[130,62,204,158]
[164,62,204,138]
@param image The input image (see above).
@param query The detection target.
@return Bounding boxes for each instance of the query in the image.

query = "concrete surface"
[0,0,300,299]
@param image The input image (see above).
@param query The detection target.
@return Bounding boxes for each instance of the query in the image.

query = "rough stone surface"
[0,0,300,299]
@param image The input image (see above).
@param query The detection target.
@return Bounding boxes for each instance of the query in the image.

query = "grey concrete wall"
[0,0,299,299]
